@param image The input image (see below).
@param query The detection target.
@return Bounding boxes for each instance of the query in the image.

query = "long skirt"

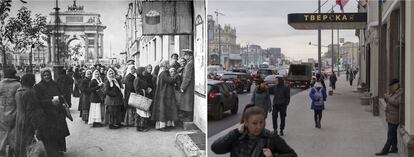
[155,121,175,129]
[88,103,102,125]
[107,106,123,125]
[124,107,136,126]
[82,109,89,122]
[73,83,80,97]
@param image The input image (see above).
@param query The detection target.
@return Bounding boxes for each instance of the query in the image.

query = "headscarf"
[85,70,93,79]
[92,70,103,84]
[136,67,146,79]
[107,68,121,90]
[126,65,136,77]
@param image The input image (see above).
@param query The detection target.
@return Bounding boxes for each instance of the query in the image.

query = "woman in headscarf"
[144,64,154,99]
[123,65,136,127]
[14,73,46,157]
[79,70,93,122]
[151,61,180,131]
[104,67,124,129]
[134,67,150,131]
[34,69,70,157]
[88,70,105,127]
[152,65,160,88]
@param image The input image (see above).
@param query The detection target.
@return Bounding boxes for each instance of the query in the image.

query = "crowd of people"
[0,49,195,157]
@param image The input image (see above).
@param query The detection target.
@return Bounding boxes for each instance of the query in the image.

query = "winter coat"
[89,79,104,103]
[34,80,70,149]
[151,70,179,122]
[384,88,403,124]
[79,78,92,110]
[329,75,337,83]
[14,86,46,157]
[309,87,327,110]
[211,128,297,157]
[133,75,149,97]
[123,73,136,107]
[251,87,272,114]
[57,74,73,95]
[272,84,290,106]
[0,78,20,154]
[179,59,195,112]
[104,79,124,106]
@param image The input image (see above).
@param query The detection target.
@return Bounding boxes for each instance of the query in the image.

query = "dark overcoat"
[179,59,195,112]
[151,71,179,122]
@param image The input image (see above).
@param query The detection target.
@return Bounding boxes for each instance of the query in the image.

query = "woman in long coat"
[134,67,150,131]
[104,68,124,129]
[88,70,105,127]
[73,67,82,97]
[34,69,70,157]
[123,65,136,126]
[14,73,46,157]
[144,64,154,99]
[250,80,272,118]
[79,70,93,122]
[151,61,179,131]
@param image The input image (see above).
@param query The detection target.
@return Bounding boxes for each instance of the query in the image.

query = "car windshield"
[258,69,272,75]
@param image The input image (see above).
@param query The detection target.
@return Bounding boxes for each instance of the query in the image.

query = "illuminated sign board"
[288,13,367,29]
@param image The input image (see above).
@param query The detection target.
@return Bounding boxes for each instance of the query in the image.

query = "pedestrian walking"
[375,79,402,156]
[34,68,70,157]
[179,49,195,122]
[211,104,297,157]
[345,69,349,81]
[104,68,124,129]
[329,71,337,90]
[88,70,105,127]
[79,70,93,122]
[0,67,20,156]
[349,70,354,86]
[309,81,327,128]
[151,61,180,131]
[272,77,290,136]
[73,67,82,97]
[57,69,74,108]
[123,65,137,127]
[134,67,151,132]
[250,80,271,118]
[14,73,46,157]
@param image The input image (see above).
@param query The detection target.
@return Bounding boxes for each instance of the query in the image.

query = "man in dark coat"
[0,67,20,156]
[349,70,355,86]
[329,72,338,90]
[57,69,74,108]
[170,53,181,70]
[34,69,70,157]
[272,77,291,136]
[179,49,195,122]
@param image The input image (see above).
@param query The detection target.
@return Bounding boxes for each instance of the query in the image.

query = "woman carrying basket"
[133,67,152,132]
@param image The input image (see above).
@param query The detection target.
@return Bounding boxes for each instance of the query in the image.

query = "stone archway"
[46,0,106,65]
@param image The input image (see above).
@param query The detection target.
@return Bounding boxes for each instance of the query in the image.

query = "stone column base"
[398,127,414,157]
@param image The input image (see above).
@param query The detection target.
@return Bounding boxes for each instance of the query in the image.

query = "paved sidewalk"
[208,75,397,157]
[62,97,183,157]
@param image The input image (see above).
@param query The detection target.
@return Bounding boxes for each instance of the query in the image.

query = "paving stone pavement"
[208,74,398,157]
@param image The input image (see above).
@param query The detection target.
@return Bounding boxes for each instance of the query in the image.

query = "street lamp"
[29,44,35,73]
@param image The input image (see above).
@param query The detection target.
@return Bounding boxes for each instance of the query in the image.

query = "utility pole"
[331,6,334,73]
[317,0,322,74]
[53,0,63,80]
[214,10,224,66]
[337,29,340,76]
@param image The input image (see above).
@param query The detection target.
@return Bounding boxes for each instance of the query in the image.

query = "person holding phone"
[211,104,297,157]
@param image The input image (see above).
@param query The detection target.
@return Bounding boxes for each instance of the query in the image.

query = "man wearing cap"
[376,79,403,156]
[170,53,181,70]
[179,49,195,122]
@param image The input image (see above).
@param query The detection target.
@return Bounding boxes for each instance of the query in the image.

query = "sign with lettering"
[288,13,367,30]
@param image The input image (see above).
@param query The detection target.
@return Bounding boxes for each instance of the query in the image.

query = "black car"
[253,68,274,82]
[216,72,252,93]
[208,79,239,120]
[232,68,253,82]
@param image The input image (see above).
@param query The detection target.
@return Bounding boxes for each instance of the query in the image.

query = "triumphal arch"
[47,0,106,65]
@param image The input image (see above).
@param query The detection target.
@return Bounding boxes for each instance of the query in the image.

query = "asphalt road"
[207,85,305,137]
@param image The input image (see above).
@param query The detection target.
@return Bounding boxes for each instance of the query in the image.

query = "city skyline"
[208,0,360,61]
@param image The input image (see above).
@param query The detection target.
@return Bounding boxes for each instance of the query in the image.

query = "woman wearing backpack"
[309,81,327,128]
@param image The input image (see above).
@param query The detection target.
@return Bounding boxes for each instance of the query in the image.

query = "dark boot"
[280,130,284,136]
[375,151,388,156]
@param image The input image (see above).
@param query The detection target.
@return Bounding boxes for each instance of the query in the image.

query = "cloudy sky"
[208,0,360,61]
[9,0,130,59]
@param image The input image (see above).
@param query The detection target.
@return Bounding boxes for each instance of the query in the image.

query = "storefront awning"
[288,13,367,30]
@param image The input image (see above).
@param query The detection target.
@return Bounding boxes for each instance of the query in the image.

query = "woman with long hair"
[211,104,297,157]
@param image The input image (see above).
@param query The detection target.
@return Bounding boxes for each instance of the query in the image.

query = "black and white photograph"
[0,0,206,156]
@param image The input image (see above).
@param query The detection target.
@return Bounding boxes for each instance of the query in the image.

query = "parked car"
[208,65,224,79]
[208,79,239,120]
[287,64,313,88]
[264,74,287,94]
[215,72,252,93]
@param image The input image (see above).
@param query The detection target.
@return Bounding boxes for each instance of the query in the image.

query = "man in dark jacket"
[57,69,74,108]
[329,72,337,90]
[272,77,290,136]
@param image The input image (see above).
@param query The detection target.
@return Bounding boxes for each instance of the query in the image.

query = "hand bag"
[128,89,152,111]
[60,95,73,121]
[26,135,47,157]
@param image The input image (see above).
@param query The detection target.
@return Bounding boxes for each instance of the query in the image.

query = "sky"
[208,0,360,61]
[8,0,130,59]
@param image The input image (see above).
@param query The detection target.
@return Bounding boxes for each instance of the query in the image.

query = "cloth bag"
[128,90,152,111]
[60,96,73,121]
[26,135,47,157]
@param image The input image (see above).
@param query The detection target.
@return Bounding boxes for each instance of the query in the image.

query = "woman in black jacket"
[88,70,105,127]
[79,70,93,122]
[211,104,297,157]
[104,68,124,129]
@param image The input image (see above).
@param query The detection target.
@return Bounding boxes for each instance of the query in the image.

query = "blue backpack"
[313,88,324,106]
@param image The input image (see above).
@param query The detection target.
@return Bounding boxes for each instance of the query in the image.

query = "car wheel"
[231,99,238,114]
[214,105,224,120]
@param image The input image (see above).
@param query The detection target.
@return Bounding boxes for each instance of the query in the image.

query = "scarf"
[107,68,121,90]
[92,70,103,84]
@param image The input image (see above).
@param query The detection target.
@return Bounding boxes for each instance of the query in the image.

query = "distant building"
[267,48,281,65]
[241,44,264,68]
